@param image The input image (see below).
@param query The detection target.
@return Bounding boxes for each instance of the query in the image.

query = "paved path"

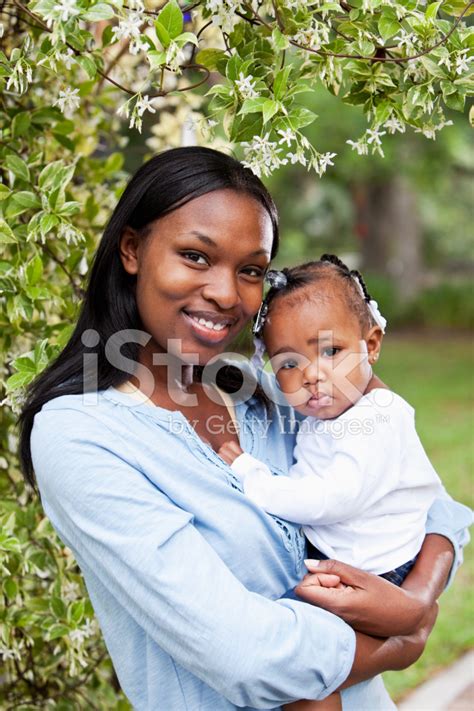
[398,651,474,711]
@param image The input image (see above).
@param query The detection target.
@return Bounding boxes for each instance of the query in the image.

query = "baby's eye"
[280,359,298,370]
[181,251,208,265]
[322,346,341,357]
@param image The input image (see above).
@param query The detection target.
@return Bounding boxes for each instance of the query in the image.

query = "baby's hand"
[218,441,244,465]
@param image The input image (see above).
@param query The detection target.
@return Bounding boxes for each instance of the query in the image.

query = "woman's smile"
[182,309,238,345]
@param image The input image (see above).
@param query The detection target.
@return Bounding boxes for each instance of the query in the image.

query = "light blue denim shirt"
[31,369,471,711]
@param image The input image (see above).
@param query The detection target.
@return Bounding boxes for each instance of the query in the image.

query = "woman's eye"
[241,266,265,278]
[322,347,340,357]
[181,251,208,265]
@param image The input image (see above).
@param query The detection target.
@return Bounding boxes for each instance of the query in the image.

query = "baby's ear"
[366,325,383,364]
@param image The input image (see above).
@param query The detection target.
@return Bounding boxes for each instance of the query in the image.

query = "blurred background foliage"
[264,86,474,330]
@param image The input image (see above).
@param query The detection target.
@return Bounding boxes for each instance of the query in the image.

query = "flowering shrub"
[1,1,473,706]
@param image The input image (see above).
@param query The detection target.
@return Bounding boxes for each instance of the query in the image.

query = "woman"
[20,147,471,710]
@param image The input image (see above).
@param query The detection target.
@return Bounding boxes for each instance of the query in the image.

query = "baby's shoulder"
[348,388,415,428]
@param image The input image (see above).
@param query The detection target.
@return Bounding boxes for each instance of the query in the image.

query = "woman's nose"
[201,272,241,310]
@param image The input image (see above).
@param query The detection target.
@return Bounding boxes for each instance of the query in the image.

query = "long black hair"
[19,147,279,487]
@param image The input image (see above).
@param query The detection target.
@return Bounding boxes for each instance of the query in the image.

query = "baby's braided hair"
[254,254,377,338]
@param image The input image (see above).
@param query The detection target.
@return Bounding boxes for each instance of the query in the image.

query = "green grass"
[376,333,474,701]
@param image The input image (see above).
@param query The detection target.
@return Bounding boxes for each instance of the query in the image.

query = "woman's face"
[120,189,274,365]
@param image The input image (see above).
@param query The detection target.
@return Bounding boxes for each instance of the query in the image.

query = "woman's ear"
[119,227,140,275]
[366,326,383,365]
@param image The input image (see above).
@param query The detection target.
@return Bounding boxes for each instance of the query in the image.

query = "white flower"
[62,581,81,602]
[235,72,259,100]
[0,23,4,39]
[58,221,84,245]
[112,12,143,42]
[315,151,336,177]
[53,87,80,116]
[55,0,81,22]
[0,646,21,662]
[438,54,452,72]
[136,95,156,117]
[455,50,473,76]
[206,0,244,33]
[165,41,186,73]
[69,618,98,646]
[287,150,307,166]
[346,139,368,156]
[293,20,330,51]
[366,128,386,145]
[277,128,296,147]
[241,133,287,177]
[394,31,417,53]
[383,116,406,134]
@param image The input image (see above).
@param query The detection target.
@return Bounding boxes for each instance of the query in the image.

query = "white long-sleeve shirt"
[231,389,444,575]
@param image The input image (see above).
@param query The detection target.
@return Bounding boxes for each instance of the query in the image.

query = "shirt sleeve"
[425,486,473,588]
[31,408,355,708]
[232,436,401,526]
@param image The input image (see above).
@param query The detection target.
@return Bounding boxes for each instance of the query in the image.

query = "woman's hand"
[295,559,428,637]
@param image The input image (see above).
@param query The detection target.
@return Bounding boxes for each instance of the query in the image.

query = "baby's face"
[263,290,373,419]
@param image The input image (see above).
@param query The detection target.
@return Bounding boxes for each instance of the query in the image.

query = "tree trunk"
[354,176,423,302]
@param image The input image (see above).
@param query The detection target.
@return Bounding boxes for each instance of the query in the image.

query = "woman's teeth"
[189,315,227,331]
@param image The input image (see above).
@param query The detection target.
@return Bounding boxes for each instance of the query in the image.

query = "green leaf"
[76,55,97,79]
[0,219,17,244]
[26,254,44,286]
[262,99,279,124]
[69,600,85,625]
[83,3,115,21]
[196,49,227,72]
[445,91,465,111]
[40,213,59,237]
[3,577,18,601]
[157,0,183,41]
[12,112,31,138]
[0,184,10,201]
[105,152,124,173]
[148,50,167,69]
[272,27,290,51]
[232,113,263,142]
[175,32,198,47]
[50,596,67,619]
[442,0,474,16]
[4,155,30,183]
[47,624,71,641]
[273,66,291,101]
[426,1,443,21]
[378,15,400,42]
[101,24,115,46]
[11,191,41,210]
[288,106,318,129]
[226,54,242,81]
[419,56,446,78]
[239,97,267,115]
[155,20,171,48]
[58,201,80,216]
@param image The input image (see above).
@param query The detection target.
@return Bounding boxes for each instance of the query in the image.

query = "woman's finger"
[294,581,356,613]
